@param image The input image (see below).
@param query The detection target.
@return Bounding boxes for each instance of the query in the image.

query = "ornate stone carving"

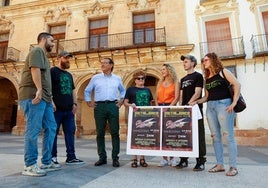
[126,0,138,9]
[84,0,113,16]
[148,0,160,6]
[58,6,72,19]
[0,15,12,31]
[195,0,238,15]
[126,0,160,10]
[248,0,255,12]
[44,9,54,22]
[247,0,268,12]
[195,5,206,15]
[44,6,72,24]
[212,5,219,12]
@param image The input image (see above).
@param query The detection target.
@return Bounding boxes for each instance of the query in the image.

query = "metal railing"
[0,47,20,62]
[30,27,166,55]
[199,37,245,59]
[251,34,268,57]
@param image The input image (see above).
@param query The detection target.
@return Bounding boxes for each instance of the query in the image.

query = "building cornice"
[0,0,65,12]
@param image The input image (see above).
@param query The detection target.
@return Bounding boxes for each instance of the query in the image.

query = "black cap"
[181,55,197,66]
[58,51,73,58]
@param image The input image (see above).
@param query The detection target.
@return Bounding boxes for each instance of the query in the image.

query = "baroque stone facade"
[0,0,192,137]
[0,0,268,146]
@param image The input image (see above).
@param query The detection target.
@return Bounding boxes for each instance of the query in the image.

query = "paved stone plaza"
[0,134,267,188]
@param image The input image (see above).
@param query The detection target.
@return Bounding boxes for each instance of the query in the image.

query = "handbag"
[221,70,246,113]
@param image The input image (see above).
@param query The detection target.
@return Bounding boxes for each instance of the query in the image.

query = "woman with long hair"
[155,63,179,167]
[191,52,240,176]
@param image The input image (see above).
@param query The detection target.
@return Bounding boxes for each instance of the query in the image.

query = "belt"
[96,100,117,104]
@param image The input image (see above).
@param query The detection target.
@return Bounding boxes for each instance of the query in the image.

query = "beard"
[45,42,53,52]
[61,61,70,69]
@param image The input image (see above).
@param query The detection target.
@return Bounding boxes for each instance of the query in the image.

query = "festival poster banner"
[162,107,192,151]
[126,106,199,157]
[129,107,161,150]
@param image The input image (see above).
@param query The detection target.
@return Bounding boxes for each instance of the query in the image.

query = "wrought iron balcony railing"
[30,27,166,56]
[199,37,246,60]
[251,34,268,57]
[0,47,20,62]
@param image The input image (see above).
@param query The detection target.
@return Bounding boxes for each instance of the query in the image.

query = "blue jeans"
[206,98,237,168]
[19,99,56,167]
[52,110,76,160]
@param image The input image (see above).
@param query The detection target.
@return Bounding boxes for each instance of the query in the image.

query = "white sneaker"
[52,157,61,168]
[52,157,57,163]
[170,159,178,167]
[22,164,47,177]
[40,162,61,172]
[158,159,168,167]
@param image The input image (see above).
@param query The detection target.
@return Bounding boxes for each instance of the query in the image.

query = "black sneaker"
[176,160,188,169]
[66,158,85,165]
[193,163,205,171]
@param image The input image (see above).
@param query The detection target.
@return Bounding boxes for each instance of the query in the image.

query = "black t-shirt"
[124,87,153,106]
[180,71,203,108]
[51,66,75,111]
[206,74,231,101]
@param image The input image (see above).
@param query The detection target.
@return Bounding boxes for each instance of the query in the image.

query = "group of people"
[19,32,84,177]
[19,32,240,177]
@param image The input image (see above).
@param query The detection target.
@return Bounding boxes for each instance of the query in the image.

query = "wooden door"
[0,41,8,62]
[205,18,233,57]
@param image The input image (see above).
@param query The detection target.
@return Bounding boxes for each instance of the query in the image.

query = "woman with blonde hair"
[191,52,240,176]
[155,63,179,167]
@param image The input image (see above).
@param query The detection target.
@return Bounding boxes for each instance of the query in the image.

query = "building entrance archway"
[0,77,18,132]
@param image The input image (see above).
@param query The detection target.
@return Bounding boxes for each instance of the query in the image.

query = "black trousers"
[181,110,206,162]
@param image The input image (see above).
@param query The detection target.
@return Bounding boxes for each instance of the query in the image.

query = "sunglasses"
[202,58,209,63]
[135,77,145,80]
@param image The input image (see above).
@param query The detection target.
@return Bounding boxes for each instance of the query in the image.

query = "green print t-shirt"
[51,66,75,111]
[124,87,154,106]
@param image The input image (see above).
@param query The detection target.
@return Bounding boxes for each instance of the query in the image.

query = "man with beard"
[19,32,60,176]
[50,51,84,165]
